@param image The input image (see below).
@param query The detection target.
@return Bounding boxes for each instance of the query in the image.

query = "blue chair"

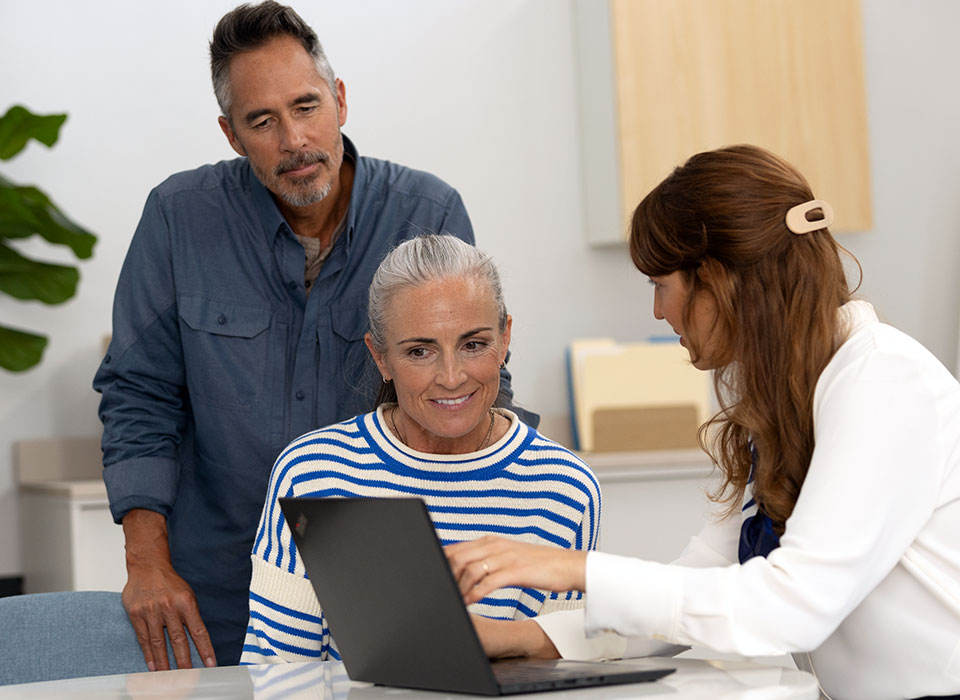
[0,591,205,686]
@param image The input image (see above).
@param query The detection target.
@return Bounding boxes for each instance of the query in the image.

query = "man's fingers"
[128,615,158,672]
[144,613,172,671]
[181,606,218,667]
[164,613,193,670]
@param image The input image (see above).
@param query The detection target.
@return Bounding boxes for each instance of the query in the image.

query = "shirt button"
[217,314,226,325]
[288,281,297,290]
[305,280,311,288]
[295,391,305,401]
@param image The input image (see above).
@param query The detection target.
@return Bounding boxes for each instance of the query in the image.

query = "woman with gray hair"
[242,234,600,664]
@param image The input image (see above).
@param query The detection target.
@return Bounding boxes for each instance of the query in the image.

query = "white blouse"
[538,302,960,700]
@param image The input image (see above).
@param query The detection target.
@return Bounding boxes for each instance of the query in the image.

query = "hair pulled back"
[367,234,508,406]
[630,145,857,532]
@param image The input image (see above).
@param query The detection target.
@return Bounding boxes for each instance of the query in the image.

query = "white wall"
[1,0,958,577]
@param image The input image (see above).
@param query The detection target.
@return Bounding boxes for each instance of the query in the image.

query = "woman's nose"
[653,296,664,320]
[436,355,466,388]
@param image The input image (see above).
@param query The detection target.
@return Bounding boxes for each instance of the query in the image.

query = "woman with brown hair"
[447,145,960,700]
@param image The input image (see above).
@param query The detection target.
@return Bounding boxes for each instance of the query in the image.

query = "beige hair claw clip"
[785,199,835,234]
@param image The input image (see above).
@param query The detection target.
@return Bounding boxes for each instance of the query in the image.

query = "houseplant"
[0,104,97,372]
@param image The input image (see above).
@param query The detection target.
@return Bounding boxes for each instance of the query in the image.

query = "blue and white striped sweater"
[241,407,601,664]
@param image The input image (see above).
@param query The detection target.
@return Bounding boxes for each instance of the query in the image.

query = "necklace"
[389,406,497,452]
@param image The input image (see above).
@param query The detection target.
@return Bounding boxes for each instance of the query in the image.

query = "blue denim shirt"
[93,135,533,663]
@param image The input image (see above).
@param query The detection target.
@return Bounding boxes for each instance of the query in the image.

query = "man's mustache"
[275,151,329,176]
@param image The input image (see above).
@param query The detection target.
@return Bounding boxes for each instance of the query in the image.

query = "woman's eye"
[408,347,427,358]
[463,341,487,352]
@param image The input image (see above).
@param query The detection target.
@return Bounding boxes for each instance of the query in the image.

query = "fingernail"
[205,657,216,667]
[147,661,156,672]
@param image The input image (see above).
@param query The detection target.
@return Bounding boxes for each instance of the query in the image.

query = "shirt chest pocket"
[179,296,273,411]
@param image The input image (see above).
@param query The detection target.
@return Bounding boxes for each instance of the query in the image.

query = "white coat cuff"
[585,550,684,642]
[533,609,626,660]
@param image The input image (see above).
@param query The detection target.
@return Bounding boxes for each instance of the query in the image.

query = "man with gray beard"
[94,1,534,672]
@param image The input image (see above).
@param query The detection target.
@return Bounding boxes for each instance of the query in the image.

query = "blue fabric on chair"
[0,591,205,686]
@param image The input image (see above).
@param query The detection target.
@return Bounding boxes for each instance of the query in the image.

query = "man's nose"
[278,118,308,152]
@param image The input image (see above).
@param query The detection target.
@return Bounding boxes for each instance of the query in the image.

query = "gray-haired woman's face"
[365,276,511,454]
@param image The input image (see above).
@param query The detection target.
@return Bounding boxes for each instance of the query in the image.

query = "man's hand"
[470,615,560,659]
[121,509,217,671]
[446,536,588,604]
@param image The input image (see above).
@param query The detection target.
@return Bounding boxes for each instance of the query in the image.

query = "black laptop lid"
[279,497,500,695]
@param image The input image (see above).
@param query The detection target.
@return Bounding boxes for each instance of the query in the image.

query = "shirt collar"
[341,133,361,248]
[246,132,363,248]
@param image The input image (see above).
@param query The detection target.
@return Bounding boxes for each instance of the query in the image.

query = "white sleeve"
[532,484,737,659]
[669,505,740,568]
[532,608,689,660]
[585,346,943,656]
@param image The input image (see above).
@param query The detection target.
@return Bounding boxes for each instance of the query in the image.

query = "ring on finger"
[481,559,490,575]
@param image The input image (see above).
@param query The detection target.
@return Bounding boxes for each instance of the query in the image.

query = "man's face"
[218,35,347,209]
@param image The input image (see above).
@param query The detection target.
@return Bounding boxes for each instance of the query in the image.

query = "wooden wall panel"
[602,0,871,237]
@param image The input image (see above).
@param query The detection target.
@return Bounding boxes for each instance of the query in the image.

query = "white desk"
[0,659,819,699]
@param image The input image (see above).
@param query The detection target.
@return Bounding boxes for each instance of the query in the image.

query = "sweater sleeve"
[241,447,338,664]
[242,556,336,664]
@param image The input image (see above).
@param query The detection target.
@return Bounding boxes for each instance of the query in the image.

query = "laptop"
[278,496,675,695]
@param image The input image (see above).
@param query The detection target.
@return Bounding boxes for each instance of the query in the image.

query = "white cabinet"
[19,482,125,593]
[16,437,126,593]
[584,449,720,562]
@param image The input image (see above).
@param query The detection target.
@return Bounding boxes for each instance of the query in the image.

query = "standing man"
[94,1,534,671]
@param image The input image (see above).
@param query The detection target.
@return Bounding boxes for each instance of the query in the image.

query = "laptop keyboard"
[491,660,612,686]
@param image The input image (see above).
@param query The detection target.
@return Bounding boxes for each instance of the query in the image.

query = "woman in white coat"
[447,145,960,700]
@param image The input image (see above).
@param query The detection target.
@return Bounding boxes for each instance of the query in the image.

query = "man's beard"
[254,149,335,208]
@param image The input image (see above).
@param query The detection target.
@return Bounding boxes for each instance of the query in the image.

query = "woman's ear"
[500,315,513,365]
[364,333,389,381]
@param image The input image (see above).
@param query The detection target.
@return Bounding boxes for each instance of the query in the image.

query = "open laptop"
[278,496,674,695]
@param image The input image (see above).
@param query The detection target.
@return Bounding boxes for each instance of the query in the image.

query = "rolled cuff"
[533,609,627,660]
[103,456,180,523]
[584,551,686,644]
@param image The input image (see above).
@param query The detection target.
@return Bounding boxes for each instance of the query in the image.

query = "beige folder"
[569,339,711,451]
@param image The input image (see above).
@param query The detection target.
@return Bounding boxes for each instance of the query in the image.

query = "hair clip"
[785,199,835,235]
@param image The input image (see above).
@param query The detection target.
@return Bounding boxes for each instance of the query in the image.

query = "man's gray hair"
[367,235,508,352]
[210,1,337,121]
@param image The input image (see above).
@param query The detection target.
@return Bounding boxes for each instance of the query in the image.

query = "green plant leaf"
[0,105,67,161]
[0,175,96,258]
[0,241,79,303]
[0,324,47,372]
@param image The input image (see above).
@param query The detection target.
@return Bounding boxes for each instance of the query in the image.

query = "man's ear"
[364,333,389,381]
[335,78,348,127]
[218,116,246,157]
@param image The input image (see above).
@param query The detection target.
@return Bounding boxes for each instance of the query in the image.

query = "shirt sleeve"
[93,190,186,523]
[584,345,943,656]
[242,455,336,664]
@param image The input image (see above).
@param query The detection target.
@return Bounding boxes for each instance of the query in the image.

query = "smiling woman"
[241,235,601,664]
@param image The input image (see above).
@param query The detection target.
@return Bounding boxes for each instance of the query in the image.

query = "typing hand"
[469,614,560,659]
[446,535,587,604]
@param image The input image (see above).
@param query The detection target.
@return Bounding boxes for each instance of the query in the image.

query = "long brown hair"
[630,145,857,533]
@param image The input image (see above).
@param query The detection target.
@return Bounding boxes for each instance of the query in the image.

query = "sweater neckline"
[363,405,527,471]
